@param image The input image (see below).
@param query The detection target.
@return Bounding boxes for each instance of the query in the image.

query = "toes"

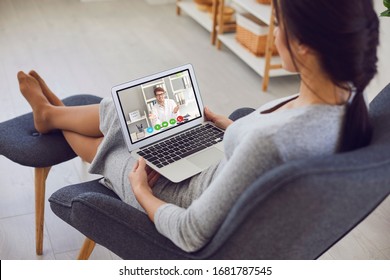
[17,71,27,82]
[17,71,42,95]
[17,71,29,92]
[29,70,49,90]
[29,70,40,80]
[17,71,38,83]
[29,70,46,86]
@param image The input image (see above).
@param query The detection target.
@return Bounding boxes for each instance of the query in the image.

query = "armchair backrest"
[194,84,390,259]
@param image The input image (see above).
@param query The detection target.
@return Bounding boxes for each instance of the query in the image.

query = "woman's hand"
[204,107,233,130]
[129,157,164,222]
[129,157,160,196]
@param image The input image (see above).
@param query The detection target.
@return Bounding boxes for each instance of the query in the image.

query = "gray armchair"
[49,84,390,259]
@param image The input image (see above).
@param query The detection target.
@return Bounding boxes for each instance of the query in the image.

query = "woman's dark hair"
[273,0,379,152]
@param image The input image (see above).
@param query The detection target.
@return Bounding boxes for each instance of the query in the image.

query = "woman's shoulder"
[273,104,346,160]
[294,104,346,128]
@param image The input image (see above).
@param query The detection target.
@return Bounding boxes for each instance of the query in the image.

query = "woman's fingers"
[132,158,140,172]
[149,171,161,187]
[138,157,146,167]
[145,164,153,173]
[147,169,155,180]
[133,157,147,173]
[143,159,161,186]
[134,157,160,188]
[204,107,214,121]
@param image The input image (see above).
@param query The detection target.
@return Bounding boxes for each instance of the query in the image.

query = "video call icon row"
[147,115,184,133]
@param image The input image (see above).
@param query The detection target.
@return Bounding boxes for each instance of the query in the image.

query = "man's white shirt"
[150,99,180,125]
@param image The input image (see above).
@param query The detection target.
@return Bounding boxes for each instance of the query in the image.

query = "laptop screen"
[115,69,202,145]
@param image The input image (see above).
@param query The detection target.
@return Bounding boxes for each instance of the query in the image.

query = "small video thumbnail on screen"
[118,70,201,143]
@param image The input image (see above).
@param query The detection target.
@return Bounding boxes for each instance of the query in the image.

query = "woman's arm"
[152,135,284,252]
[129,157,164,222]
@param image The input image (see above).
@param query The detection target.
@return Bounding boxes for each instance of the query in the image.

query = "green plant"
[381,0,390,17]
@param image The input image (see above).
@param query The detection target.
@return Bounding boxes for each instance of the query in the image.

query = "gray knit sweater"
[89,96,345,253]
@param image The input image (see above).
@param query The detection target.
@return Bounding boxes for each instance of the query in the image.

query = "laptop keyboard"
[137,123,224,168]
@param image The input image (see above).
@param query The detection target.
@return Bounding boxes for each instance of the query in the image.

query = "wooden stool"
[0,94,102,255]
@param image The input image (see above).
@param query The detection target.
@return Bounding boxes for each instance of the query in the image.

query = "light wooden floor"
[0,0,389,260]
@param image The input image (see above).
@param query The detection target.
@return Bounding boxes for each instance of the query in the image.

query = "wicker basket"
[256,0,271,4]
[236,13,278,57]
[208,6,235,22]
[194,0,213,12]
[194,0,213,4]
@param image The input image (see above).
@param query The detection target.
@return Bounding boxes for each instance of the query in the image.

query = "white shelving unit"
[169,71,191,105]
[218,33,288,77]
[233,0,272,24]
[126,114,148,125]
[218,0,293,79]
[177,0,294,90]
[177,1,213,32]
[177,0,235,45]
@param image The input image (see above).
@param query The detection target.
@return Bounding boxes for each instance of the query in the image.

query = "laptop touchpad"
[187,147,224,170]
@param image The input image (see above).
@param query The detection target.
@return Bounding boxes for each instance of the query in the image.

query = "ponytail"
[339,92,372,152]
[338,3,379,152]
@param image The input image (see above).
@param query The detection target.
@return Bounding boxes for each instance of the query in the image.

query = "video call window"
[117,70,202,144]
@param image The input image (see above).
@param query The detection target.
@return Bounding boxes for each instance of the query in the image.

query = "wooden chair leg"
[262,2,276,92]
[216,0,225,50]
[77,237,96,260]
[211,0,218,45]
[34,166,51,255]
[176,0,181,15]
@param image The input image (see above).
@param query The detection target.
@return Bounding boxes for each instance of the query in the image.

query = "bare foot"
[29,70,64,106]
[17,71,53,133]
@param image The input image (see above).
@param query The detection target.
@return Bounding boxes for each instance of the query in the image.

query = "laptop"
[111,64,225,183]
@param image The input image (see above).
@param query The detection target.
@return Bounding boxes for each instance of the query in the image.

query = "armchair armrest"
[49,179,192,259]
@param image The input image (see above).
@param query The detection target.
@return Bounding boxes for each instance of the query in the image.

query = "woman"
[17,0,379,252]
